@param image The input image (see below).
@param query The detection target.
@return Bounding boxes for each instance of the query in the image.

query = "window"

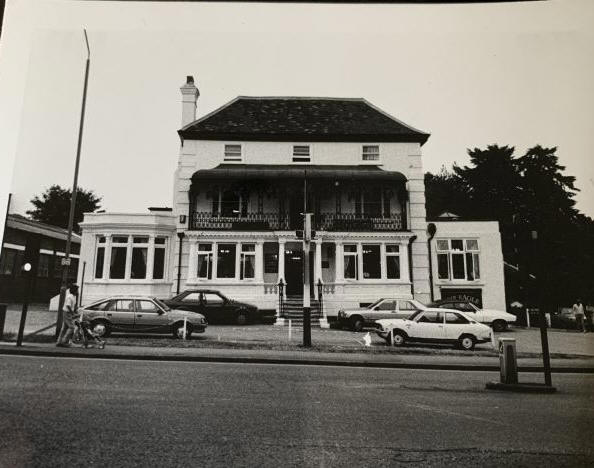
[115,299,135,311]
[197,243,213,279]
[376,300,396,311]
[240,244,255,280]
[95,237,105,279]
[221,190,240,217]
[37,254,50,278]
[136,300,159,312]
[109,236,128,279]
[0,249,16,275]
[386,244,400,279]
[418,311,442,323]
[224,144,242,162]
[445,312,469,324]
[363,189,382,217]
[153,237,166,280]
[131,237,149,279]
[264,252,278,274]
[362,244,380,279]
[182,292,201,302]
[436,239,480,281]
[343,244,358,279]
[203,292,224,305]
[292,145,311,163]
[88,300,111,311]
[399,301,421,312]
[217,244,236,278]
[362,145,379,161]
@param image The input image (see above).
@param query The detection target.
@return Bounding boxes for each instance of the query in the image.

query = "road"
[0,356,592,467]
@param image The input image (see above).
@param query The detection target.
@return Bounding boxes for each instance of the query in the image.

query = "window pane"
[217,244,236,278]
[182,292,201,302]
[363,190,381,217]
[197,253,212,279]
[155,237,166,245]
[131,247,147,279]
[198,243,212,251]
[241,254,255,279]
[112,236,128,244]
[362,145,380,161]
[344,255,357,279]
[116,300,135,311]
[362,245,380,279]
[473,253,481,279]
[95,247,105,279]
[344,244,357,253]
[452,253,465,279]
[436,240,449,251]
[109,247,127,279]
[387,255,400,279]
[466,239,479,251]
[242,244,255,252]
[451,239,464,251]
[377,300,396,311]
[98,236,106,243]
[465,253,474,280]
[399,301,420,311]
[0,250,16,275]
[437,254,449,279]
[153,248,165,280]
[37,254,50,278]
[386,244,399,253]
[221,191,240,217]
[203,293,224,304]
[133,236,149,243]
[224,144,242,161]
[446,312,468,324]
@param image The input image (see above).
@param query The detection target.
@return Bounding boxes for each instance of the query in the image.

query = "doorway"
[284,244,314,297]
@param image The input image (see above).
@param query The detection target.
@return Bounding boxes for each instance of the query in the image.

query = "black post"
[278,278,285,318]
[176,232,185,294]
[0,303,6,341]
[532,230,552,387]
[16,263,34,346]
[303,308,311,347]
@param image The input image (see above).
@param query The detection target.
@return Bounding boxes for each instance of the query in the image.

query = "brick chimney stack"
[180,75,199,127]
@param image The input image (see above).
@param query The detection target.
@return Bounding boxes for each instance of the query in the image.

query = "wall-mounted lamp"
[179,215,187,224]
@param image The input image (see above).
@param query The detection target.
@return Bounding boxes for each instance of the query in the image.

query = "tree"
[27,185,102,233]
[424,166,469,220]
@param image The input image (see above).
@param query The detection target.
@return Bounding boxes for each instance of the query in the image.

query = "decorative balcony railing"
[191,212,290,231]
[191,211,404,231]
[317,213,404,231]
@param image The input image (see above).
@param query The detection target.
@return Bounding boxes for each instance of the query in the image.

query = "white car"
[430,300,517,332]
[375,309,493,351]
[337,297,426,332]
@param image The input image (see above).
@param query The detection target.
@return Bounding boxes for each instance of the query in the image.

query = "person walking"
[572,299,586,333]
[56,284,79,347]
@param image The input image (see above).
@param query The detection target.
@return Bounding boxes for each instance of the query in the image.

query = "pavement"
[2,305,594,372]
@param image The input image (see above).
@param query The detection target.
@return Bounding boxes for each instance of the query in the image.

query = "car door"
[371,300,397,321]
[105,299,136,331]
[201,292,226,323]
[134,299,168,332]
[444,311,471,340]
[406,311,445,341]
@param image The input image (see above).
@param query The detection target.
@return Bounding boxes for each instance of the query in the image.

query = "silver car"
[80,295,207,338]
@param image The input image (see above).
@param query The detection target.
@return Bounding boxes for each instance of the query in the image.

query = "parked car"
[375,309,492,351]
[337,298,427,331]
[163,290,272,325]
[80,296,207,338]
[429,299,517,332]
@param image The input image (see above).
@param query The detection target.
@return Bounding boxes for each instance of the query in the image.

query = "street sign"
[61,258,71,266]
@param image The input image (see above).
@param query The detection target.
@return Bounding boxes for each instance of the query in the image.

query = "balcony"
[190,211,404,231]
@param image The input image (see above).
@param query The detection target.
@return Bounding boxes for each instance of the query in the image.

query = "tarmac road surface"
[0,355,592,467]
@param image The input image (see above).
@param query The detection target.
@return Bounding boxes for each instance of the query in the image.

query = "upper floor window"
[292,145,311,163]
[224,144,242,162]
[436,239,480,281]
[362,145,380,161]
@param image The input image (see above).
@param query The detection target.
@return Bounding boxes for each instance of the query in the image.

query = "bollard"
[498,338,518,384]
[0,304,6,340]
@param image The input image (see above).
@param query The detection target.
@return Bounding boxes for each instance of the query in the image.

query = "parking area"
[2,305,593,357]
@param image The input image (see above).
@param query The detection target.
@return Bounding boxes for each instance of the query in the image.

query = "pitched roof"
[6,214,81,243]
[179,97,429,144]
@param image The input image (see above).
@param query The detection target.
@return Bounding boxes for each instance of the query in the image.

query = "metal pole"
[302,171,311,347]
[176,232,185,294]
[56,30,91,337]
[79,261,86,306]
[16,264,34,346]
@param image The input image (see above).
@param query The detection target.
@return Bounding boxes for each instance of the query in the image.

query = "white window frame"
[436,238,481,281]
[343,244,359,280]
[224,144,243,162]
[292,144,311,163]
[197,243,214,279]
[385,244,401,279]
[240,243,256,280]
[362,144,380,162]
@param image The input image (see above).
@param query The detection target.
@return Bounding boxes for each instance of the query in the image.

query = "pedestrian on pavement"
[585,303,594,333]
[572,299,586,333]
[56,284,79,347]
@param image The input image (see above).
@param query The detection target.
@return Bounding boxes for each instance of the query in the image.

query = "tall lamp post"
[55,30,91,337]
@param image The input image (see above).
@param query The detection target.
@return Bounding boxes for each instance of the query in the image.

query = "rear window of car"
[418,311,442,323]
[445,312,469,324]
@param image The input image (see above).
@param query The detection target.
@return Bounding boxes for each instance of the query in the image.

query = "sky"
[1,0,593,243]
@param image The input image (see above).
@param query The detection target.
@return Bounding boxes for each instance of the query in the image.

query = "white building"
[77,76,506,322]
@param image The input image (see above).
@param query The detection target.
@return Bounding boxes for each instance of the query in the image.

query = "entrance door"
[285,248,303,295]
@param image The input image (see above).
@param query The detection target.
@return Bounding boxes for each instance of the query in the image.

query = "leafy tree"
[27,185,102,233]
[424,166,469,220]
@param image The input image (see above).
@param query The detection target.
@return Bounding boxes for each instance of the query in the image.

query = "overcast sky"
[1,0,593,237]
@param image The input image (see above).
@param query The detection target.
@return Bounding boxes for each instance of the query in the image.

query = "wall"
[430,221,506,311]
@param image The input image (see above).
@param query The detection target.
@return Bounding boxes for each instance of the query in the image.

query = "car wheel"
[173,322,193,339]
[90,320,110,338]
[459,335,476,351]
[236,310,248,326]
[492,320,507,332]
[391,330,406,347]
[350,316,364,332]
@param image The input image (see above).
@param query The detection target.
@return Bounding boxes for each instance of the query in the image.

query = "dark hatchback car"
[164,290,274,325]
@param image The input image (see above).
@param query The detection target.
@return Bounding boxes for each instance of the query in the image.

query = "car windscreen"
[367,299,384,309]
[154,298,171,311]
[408,310,423,321]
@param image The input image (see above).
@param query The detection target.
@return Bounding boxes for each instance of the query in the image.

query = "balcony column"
[314,240,323,300]
[277,240,285,283]
[400,240,410,282]
[335,241,344,282]
[255,241,264,282]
